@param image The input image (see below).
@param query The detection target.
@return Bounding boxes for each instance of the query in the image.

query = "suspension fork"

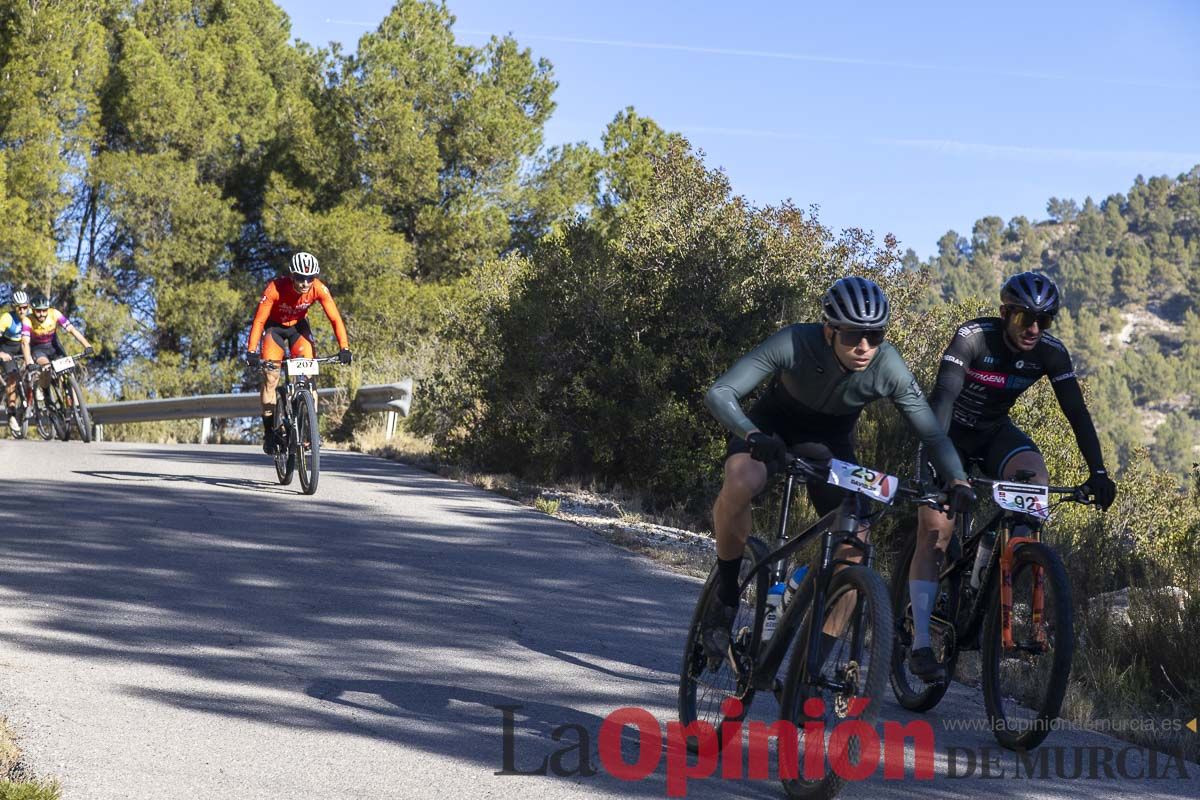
[998,519,1044,650]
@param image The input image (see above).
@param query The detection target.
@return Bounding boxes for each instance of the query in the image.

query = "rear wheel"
[890,536,960,711]
[982,541,1073,750]
[295,389,320,495]
[779,565,893,800]
[678,537,769,750]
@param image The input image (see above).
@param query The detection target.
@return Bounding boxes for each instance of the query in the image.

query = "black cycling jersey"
[928,317,1105,472]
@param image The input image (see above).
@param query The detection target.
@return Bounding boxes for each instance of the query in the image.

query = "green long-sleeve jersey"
[705,323,967,482]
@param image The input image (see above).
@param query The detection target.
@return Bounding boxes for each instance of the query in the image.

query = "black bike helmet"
[821,276,890,329]
[1000,271,1061,313]
[30,294,50,310]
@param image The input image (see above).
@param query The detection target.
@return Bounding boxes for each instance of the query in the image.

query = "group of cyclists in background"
[2,251,352,455]
[0,291,94,437]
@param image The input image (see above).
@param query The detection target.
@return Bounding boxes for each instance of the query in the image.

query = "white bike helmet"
[11,290,29,306]
[289,251,320,277]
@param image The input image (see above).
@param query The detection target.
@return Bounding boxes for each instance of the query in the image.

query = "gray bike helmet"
[30,294,50,310]
[821,276,890,329]
[1001,271,1060,313]
[10,290,28,306]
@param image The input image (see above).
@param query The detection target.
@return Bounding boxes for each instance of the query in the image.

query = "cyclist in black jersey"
[701,277,974,660]
[908,271,1117,682]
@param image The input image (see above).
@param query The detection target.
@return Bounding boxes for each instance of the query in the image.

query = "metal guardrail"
[353,379,414,416]
[89,388,347,424]
[3,379,415,443]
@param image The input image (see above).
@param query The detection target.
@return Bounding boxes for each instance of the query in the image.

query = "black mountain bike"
[2,359,31,439]
[32,352,92,442]
[679,447,945,799]
[891,470,1095,750]
[263,355,339,495]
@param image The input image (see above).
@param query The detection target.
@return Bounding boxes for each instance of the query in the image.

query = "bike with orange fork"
[890,469,1095,750]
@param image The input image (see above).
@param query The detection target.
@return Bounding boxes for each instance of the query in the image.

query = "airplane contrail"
[324,20,1197,92]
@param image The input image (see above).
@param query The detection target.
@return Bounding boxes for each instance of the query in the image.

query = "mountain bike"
[262,355,340,495]
[31,353,92,442]
[679,447,945,799]
[1,358,30,439]
[890,470,1095,750]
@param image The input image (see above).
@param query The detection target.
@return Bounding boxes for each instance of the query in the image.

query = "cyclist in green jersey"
[701,276,975,659]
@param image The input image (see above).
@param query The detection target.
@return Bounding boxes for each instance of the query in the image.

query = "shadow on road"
[1,446,778,797]
[0,445,1192,798]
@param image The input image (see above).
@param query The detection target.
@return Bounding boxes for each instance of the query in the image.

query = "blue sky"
[277,1,1200,259]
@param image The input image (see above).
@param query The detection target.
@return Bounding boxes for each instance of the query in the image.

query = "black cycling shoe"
[700,593,738,661]
[909,647,947,683]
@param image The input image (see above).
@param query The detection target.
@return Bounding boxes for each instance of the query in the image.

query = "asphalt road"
[0,442,1195,799]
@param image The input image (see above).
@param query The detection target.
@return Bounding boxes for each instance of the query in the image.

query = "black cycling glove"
[747,432,788,470]
[246,352,261,368]
[338,348,353,365]
[946,483,976,516]
[1084,469,1116,510]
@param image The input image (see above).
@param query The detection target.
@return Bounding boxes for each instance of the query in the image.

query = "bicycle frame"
[736,459,881,695]
[939,478,1085,654]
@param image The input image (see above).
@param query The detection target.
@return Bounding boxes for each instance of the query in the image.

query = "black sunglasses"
[1005,306,1055,330]
[833,328,885,348]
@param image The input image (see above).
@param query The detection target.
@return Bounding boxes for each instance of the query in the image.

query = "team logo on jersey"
[1015,360,1040,371]
[982,356,997,365]
[1051,371,1076,383]
[943,354,964,367]
[967,368,1008,388]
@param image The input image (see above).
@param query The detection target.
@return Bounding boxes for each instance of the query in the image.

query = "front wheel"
[981,541,1073,750]
[65,373,91,443]
[779,565,893,800]
[34,389,54,440]
[678,537,769,750]
[47,383,69,441]
[295,390,320,495]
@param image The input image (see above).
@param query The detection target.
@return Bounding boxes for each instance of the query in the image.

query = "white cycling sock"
[909,579,938,650]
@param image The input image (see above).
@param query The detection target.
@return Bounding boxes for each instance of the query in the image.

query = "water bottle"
[784,565,809,607]
[763,583,786,641]
[970,530,997,589]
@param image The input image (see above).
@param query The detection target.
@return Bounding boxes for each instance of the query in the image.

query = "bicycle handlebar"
[967,476,1095,505]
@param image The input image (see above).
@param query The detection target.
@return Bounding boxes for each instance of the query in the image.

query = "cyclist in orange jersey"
[246,252,351,453]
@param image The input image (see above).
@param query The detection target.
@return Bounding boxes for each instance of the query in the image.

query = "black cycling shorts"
[264,319,315,354]
[725,378,862,517]
[30,338,65,362]
[0,339,23,358]
[924,419,1039,482]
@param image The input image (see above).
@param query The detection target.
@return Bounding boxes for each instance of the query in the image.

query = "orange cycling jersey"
[247,277,349,353]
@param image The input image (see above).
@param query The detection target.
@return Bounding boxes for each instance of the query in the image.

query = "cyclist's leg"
[712,452,768,593]
[293,319,315,359]
[0,349,18,432]
[0,349,16,410]
[260,330,289,449]
[989,421,1046,485]
[908,428,978,677]
[31,344,52,393]
[260,329,288,414]
[712,390,786,602]
[988,421,1046,538]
